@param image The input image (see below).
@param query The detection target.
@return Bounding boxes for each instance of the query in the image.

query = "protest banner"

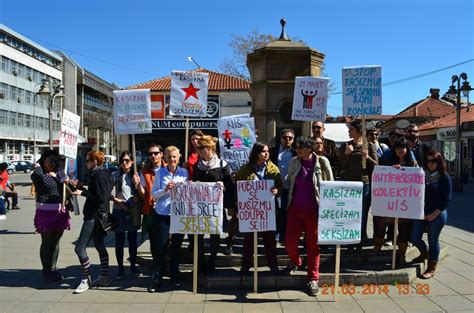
[170,71,209,117]
[170,182,224,235]
[292,76,329,122]
[318,181,363,245]
[319,180,363,301]
[371,166,425,220]
[342,65,382,116]
[237,180,276,232]
[113,89,152,135]
[218,114,256,172]
[59,109,81,159]
[151,94,165,119]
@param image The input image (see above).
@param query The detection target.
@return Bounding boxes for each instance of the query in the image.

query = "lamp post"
[36,78,67,150]
[444,73,472,192]
[187,56,201,68]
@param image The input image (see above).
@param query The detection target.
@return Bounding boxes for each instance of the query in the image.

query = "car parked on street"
[1,161,16,175]
[12,161,34,173]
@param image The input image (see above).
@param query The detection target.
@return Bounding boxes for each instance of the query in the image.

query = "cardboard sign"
[151,94,165,119]
[113,89,152,135]
[318,181,363,244]
[342,66,382,116]
[292,77,329,121]
[170,182,223,234]
[237,180,276,232]
[371,166,425,220]
[59,109,81,159]
[218,114,256,172]
[170,71,209,117]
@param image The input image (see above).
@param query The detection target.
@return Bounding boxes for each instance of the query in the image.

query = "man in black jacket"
[270,129,297,244]
[312,121,339,178]
[406,124,430,167]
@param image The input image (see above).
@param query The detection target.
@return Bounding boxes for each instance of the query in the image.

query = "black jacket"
[80,167,114,220]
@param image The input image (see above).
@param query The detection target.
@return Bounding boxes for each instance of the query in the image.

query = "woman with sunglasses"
[237,142,283,276]
[110,151,142,280]
[410,150,452,279]
[72,150,114,294]
[148,146,188,292]
[31,149,70,282]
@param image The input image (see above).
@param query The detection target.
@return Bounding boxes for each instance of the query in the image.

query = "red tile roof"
[127,68,250,92]
[393,98,453,119]
[419,106,474,130]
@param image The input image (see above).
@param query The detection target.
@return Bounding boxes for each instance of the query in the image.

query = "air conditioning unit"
[0,93,4,99]
[27,76,32,81]
[12,70,18,76]
[17,97,21,103]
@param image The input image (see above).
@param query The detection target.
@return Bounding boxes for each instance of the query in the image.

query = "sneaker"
[92,275,110,287]
[284,262,298,274]
[307,280,319,296]
[384,240,393,247]
[130,268,142,278]
[147,274,161,293]
[116,271,124,281]
[0,215,6,220]
[223,245,233,256]
[74,278,92,294]
[11,206,20,210]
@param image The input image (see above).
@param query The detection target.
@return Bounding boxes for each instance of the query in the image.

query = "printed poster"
[113,89,152,135]
[217,114,256,172]
[292,76,329,122]
[170,182,223,235]
[342,65,382,116]
[371,166,425,220]
[170,71,209,117]
[59,109,81,159]
[318,181,363,244]
[237,180,276,232]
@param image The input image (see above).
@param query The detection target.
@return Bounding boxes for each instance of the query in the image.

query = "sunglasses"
[407,130,419,133]
[149,151,161,156]
[314,142,323,146]
[86,159,94,163]
[197,146,209,150]
[121,159,131,164]
[427,159,437,164]
[312,125,322,130]
[282,136,293,140]
[369,133,379,136]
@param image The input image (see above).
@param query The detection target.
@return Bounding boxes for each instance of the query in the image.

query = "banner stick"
[185,117,189,160]
[62,158,68,208]
[361,115,367,169]
[392,218,399,270]
[253,231,258,293]
[131,134,138,173]
[193,235,198,294]
[334,244,341,302]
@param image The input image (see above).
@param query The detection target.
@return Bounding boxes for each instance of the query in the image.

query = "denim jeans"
[410,210,447,261]
[74,218,108,261]
[115,230,138,272]
[361,183,371,240]
[0,197,5,215]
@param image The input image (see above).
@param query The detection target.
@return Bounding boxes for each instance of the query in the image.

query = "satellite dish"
[396,119,411,129]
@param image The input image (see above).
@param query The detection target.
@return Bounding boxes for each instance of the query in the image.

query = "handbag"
[96,212,118,233]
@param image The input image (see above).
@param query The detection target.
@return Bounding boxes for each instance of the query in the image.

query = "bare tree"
[220,29,336,92]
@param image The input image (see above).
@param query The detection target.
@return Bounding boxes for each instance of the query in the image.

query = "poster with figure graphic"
[237,180,276,233]
[318,181,363,244]
[170,182,223,235]
[113,89,152,135]
[342,65,382,116]
[292,77,329,122]
[217,114,256,172]
[170,71,209,117]
[371,166,425,220]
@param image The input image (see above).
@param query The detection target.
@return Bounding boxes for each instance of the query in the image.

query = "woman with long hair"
[148,146,188,292]
[410,150,452,279]
[236,142,283,275]
[111,151,142,280]
[31,149,70,282]
[372,138,417,264]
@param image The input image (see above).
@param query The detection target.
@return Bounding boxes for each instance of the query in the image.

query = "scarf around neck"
[197,154,220,171]
[425,170,441,185]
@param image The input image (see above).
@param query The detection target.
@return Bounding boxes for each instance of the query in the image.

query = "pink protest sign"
[237,179,276,232]
[371,166,425,220]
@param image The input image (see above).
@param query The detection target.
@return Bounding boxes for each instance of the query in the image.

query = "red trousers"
[285,208,320,282]
[242,231,278,269]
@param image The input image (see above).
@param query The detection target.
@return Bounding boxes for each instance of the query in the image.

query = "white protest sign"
[237,180,276,232]
[318,181,363,244]
[371,166,425,220]
[292,76,329,121]
[218,114,256,172]
[113,89,152,135]
[170,71,209,117]
[342,65,382,116]
[170,182,223,234]
[59,109,81,159]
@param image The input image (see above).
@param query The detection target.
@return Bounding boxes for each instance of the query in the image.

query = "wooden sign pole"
[392,218,399,270]
[254,231,258,293]
[333,244,341,301]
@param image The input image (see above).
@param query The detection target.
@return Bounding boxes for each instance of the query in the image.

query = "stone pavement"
[0,180,473,312]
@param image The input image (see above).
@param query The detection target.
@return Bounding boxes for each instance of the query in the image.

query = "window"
[32,69,39,83]
[0,110,7,124]
[0,83,8,99]
[18,64,25,79]
[25,90,32,105]
[10,60,18,75]
[17,113,24,127]
[17,88,24,103]
[10,86,17,101]
[26,67,32,80]
[25,114,31,128]
[8,111,17,125]
[1,56,8,72]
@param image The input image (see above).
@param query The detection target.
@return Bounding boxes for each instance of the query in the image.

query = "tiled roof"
[393,98,453,119]
[127,68,250,92]
[419,106,474,130]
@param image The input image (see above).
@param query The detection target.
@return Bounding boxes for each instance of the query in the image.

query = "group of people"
[29,121,452,296]
[0,162,20,220]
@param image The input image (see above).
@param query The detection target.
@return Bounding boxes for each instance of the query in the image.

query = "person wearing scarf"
[410,150,452,279]
[285,136,333,296]
[236,142,283,276]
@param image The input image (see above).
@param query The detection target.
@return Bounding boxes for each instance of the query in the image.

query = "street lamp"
[444,72,472,192]
[187,56,201,68]
[36,78,67,150]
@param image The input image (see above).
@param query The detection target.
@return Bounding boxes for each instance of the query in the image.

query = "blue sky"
[1,0,473,117]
